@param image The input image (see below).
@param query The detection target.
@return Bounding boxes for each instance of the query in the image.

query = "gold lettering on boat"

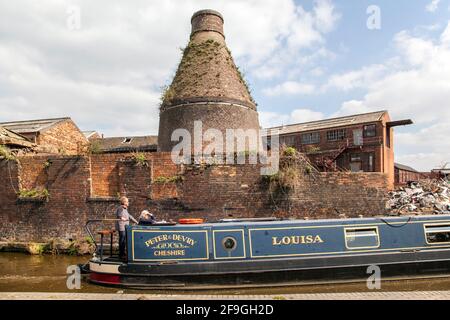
[144,234,196,248]
[272,235,324,245]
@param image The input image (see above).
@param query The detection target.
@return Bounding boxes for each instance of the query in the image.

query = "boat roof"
[132,214,450,229]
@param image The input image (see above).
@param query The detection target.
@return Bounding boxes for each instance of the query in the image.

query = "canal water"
[2,252,450,295]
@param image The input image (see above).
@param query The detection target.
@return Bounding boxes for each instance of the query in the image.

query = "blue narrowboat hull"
[88,215,450,289]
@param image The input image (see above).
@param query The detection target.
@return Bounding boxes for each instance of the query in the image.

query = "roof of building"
[395,163,418,172]
[160,10,256,110]
[0,117,71,134]
[0,126,35,148]
[82,131,99,139]
[265,110,387,135]
[90,136,158,153]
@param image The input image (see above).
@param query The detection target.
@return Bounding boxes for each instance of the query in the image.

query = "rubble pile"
[386,179,450,215]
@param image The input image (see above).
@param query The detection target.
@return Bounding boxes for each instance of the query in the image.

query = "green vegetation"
[305,145,321,154]
[131,152,148,167]
[153,175,184,184]
[283,147,297,157]
[18,188,50,200]
[26,243,47,255]
[42,159,52,169]
[88,141,102,154]
[0,145,17,161]
[262,147,319,215]
[160,85,176,106]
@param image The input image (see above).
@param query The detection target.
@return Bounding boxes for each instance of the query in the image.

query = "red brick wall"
[37,120,88,155]
[0,153,389,242]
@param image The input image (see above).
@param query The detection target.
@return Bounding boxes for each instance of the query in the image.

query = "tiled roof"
[90,136,158,153]
[0,117,71,134]
[395,163,418,172]
[265,110,387,135]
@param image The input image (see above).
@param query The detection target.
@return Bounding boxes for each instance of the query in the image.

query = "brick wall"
[0,152,389,242]
[37,120,88,155]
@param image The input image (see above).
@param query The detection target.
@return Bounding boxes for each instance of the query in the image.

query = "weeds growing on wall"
[153,175,184,184]
[18,188,50,200]
[261,147,318,215]
[0,145,17,161]
[131,152,148,167]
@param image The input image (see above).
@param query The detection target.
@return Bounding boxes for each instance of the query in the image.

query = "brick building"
[265,111,412,188]
[0,117,88,155]
[158,9,260,152]
[394,163,426,186]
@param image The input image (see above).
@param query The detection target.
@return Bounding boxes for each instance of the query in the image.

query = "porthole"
[222,237,237,251]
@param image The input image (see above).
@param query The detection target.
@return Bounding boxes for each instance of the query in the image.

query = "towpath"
[1,291,450,300]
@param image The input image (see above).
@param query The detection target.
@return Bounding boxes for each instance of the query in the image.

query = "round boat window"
[222,237,237,251]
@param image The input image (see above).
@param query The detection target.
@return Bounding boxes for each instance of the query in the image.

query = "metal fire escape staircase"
[315,141,348,172]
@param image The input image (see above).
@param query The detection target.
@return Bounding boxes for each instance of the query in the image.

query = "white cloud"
[262,81,315,96]
[333,22,450,171]
[259,108,324,128]
[324,64,387,91]
[290,108,324,123]
[0,0,340,136]
[426,0,440,12]
[313,0,341,33]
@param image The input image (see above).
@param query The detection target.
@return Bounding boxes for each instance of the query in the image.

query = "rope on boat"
[380,216,412,228]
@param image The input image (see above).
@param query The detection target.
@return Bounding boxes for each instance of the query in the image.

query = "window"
[345,227,380,249]
[222,237,237,251]
[122,137,132,143]
[425,224,450,244]
[280,135,295,147]
[301,132,320,145]
[363,124,376,138]
[327,129,346,141]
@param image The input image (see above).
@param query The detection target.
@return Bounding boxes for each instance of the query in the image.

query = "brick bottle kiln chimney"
[157,9,260,152]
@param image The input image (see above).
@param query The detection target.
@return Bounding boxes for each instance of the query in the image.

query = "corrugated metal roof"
[0,117,71,134]
[91,136,158,153]
[265,110,387,135]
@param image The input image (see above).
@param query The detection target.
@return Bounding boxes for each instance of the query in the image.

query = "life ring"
[178,218,204,224]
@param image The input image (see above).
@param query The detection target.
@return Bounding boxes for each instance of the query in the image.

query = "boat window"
[222,237,237,251]
[345,227,380,249]
[425,224,450,244]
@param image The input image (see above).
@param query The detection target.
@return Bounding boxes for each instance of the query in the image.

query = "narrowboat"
[85,215,450,289]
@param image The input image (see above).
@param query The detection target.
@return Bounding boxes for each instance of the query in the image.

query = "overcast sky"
[0,0,449,171]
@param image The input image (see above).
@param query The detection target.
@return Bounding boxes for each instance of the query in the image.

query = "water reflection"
[1,252,450,295]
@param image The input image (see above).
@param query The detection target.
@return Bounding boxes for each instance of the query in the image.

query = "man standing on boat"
[116,196,138,259]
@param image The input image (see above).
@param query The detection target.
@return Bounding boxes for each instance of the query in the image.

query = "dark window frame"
[326,129,346,141]
[363,124,377,138]
[301,132,320,145]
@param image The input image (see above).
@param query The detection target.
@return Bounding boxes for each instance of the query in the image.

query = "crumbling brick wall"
[0,152,389,243]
